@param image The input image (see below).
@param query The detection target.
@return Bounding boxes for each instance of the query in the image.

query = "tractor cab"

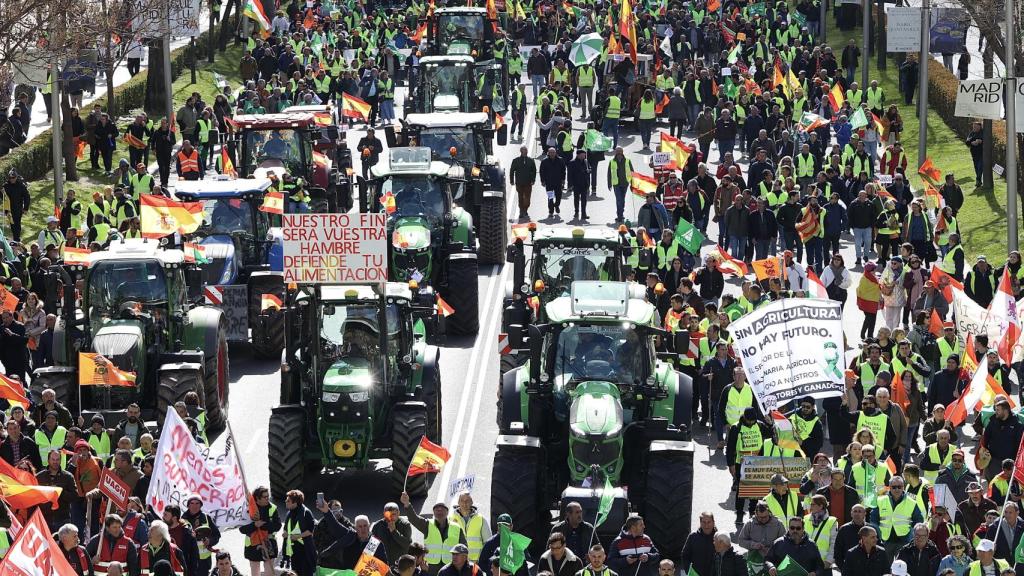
[430,7,497,58]
[407,56,509,114]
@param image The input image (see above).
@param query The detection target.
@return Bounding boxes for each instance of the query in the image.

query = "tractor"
[230,109,354,212]
[34,240,230,432]
[358,147,481,335]
[385,113,507,265]
[425,7,504,60]
[405,55,509,115]
[174,178,286,359]
[492,281,693,557]
[268,283,442,500]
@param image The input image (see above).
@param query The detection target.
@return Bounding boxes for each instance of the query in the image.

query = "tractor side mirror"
[528,324,544,384]
[186,268,203,303]
[384,124,398,147]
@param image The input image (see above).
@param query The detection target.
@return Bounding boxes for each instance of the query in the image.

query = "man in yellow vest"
[401,492,467,574]
[918,429,954,483]
[851,444,892,510]
[787,397,823,458]
[577,64,596,120]
[726,407,771,524]
[764,475,802,522]
[720,368,756,430]
[87,415,113,463]
[869,476,923,558]
[968,539,1010,576]
[449,492,490,563]
[35,411,68,469]
[602,90,622,148]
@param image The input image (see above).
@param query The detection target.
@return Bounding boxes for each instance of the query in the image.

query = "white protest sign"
[731,299,845,411]
[147,410,252,528]
[951,287,1002,345]
[651,152,671,167]
[169,0,203,37]
[283,213,387,284]
[887,7,923,53]
[932,484,960,521]
[955,79,1004,120]
[448,475,477,501]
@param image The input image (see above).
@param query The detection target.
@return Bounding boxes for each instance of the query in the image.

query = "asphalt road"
[209,83,889,562]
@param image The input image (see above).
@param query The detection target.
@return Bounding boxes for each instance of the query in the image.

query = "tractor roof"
[282,104,334,115]
[436,6,489,14]
[404,112,490,129]
[231,112,320,129]
[532,226,624,245]
[370,147,454,177]
[174,178,274,199]
[320,283,413,302]
[418,55,477,66]
[89,239,186,266]
[545,281,654,324]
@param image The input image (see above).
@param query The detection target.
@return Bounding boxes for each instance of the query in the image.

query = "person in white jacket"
[820,254,853,310]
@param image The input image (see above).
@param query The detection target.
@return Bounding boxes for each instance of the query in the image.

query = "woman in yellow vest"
[636,90,657,152]
[283,491,316,576]
[803,495,838,567]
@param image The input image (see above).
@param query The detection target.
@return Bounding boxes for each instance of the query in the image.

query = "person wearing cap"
[984,349,1012,392]
[369,502,412,565]
[550,503,594,560]
[537,531,582,576]
[86,415,113,463]
[968,539,1010,576]
[127,163,154,202]
[401,491,466,574]
[726,407,772,523]
[870,476,924,561]
[86,513,140,576]
[981,399,1024,480]
[35,409,69,469]
[965,256,997,308]
[913,280,950,321]
[181,495,221,575]
[478,514,531,576]
[787,397,823,458]
[437,543,478,576]
[447,492,490,564]
[957,480,996,537]
[982,501,1024,561]
[608,515,659,576]
[38,216,66,253]
[763,475,802,523]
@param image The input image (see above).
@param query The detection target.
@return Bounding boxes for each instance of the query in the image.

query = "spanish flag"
[140,194,203,239]
[410,22,427,43]
[712,245,748,276]
[407,436,451,477]
[62,246,90,266]
[659,132,693,170]
[630,172,658,197]
[827,83,845,112]
[0,458,62,510]
[259,191,285,215]
[918,157,942,183]
[261,293,283,311]
[0,374,28,409]
[436,295,455,317]
[494,113,506,131]
[122,133,147,150]
[78,353,137,387]
[220,148,236,178]
[342,93,372,121]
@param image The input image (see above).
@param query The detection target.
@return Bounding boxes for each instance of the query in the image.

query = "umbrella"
[569,33,603,66]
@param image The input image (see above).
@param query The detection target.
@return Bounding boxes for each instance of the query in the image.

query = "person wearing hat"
[85,415,113,463]
[477,514,521,575]
[965,255,997,308]
[984,350,1012,396]
[369,502,413,565]
[128,163,154,202]
[35,409,69,470]
[550,503,595,560]
[981,398,1024,480]
[726,407,771,524]
[537,531,582,576]
[913,280,949,320]
[182,495,221,575]
[37,216,65,253]
[957,480,995,538]
[968,539,1010,576]
[436,543,478,576]
[764,475,803,524]
[787,397,824,458]
[401,491,466,574]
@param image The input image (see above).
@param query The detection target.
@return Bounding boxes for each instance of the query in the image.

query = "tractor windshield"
[438,14,485,49]
[382,176,446,222]
[421,62,472,99]
[198,198,254,235]
[538,247,616,296]
[418,128,476,164]
[320,304,401,365]
[553,324,647,386]
[241,128,309,174]
[86,260,169,322]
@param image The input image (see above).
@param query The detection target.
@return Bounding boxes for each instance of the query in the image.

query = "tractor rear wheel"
[29,371,76,413]
[491,443,545,552]
[442,255,479,336]
[478,196,506,265]
[203,328,229,434]
[157,367,204,426]
[249,276,285,360]
[642,450,693,561]
[390,406,429,498]
[269,409,306,501]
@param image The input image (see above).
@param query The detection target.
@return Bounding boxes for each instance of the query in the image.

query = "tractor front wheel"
[642,449,693,561]
[477,196,506,265]
[157,367,204,426]
[491,443,545,554]
[390,406,429,498]
[203,328,229,434]
[269,409,307,501]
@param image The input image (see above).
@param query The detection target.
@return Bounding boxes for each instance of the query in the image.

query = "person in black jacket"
[840,525,889,576]
[537,532,582,576]
[749,199,778,260]
[693,254,725,301]
[711,534,748,576]
[896,524,941,576]
[765,517,825,576]
[680,513,716,576]
[566,150,590,222]
[509,146,537,221]
[93,113,119,176]
[834,505,868,570]
[815,469,861,525]
[964,257,996,308]
[539,148,565,219]
[0,309,29,383]
[150,119,176,189]
[3,170,30,241]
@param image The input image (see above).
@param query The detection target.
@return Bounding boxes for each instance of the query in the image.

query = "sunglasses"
[950,546,965,551]
[789,526,804,531]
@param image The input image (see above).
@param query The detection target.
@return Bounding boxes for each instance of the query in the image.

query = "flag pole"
[403,435,425,495]
[991,434,1024,548]
[229,419,271,561]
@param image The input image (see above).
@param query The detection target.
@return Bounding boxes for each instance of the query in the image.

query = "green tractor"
[404,55,509,116]
[268,283,443,500]
[35,240,230,431]
[358,147,481,335]
[385,113,507,264]
[492,281,694,556]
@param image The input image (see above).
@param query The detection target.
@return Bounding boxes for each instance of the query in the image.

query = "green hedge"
[0,17,235,182]
[925,56,1008,163]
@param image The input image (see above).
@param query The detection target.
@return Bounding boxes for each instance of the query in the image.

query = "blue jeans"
[687,104,701,126]
[711,400,724,442]
[530,75,545,100]
[729,235,746,260]
[380,99,395,122]
[717,139,734,162]
[613,185,627,221]
[846,66,856,84]
[853,227,872,260]
[638,119,654,148]
[288,200,310,213]
[781,229,803,261]
[602,118,620,148]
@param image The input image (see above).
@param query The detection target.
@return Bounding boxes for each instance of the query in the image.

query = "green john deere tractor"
[492,281,693,556]
[35,240,230,431]
[358,147,480,335]
[268,283,443,500]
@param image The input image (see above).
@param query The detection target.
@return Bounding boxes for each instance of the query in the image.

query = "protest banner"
[0,509,78,576]
[147,409,251,528]
[169,0,203,36]
[731,299,845,411]
[100,468,131,511]
[929,8,968,54]
[951,288,1002,345]
[282,213,387,284]
[738,456,809,497]
[448,475,476,501]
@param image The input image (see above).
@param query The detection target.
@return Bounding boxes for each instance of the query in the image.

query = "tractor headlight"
[323,392,341,402]
[333,439,358,457]
[348,391,370,403]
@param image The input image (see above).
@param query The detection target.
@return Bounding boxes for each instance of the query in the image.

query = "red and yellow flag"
[494,113,505,131]
[712,245,748,276]
[751,257,783,281]
[0,375,28,409]
[407,436,452,476]
[261,293,283,312]
[140,194,203,239]
[660,132,694,170]
[259,191,285,215]
[0,458,61,510]
[827,83,845,111]
[511,223,533,241]
[382,191,397,214]
[436,295,455,317]
[410,22,427,43]
[62,246,90,266]
[630,172,658,197]
[78,353,136,387]
[918,157,942,183]
[654,94,670,114]
[122,133,147,150]
[0,286,19,313]
[342,93,372,121]
[220,148,236,178]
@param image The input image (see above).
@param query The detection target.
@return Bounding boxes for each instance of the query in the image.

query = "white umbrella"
[569,33,603,66]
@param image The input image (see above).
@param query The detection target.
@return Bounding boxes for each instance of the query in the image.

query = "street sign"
[282,213,387,284]
[99,468,131,511]
[886,7,923,53]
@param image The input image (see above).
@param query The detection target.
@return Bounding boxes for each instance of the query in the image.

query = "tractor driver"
[262,131,290,160]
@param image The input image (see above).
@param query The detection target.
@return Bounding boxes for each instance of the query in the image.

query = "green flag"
[776,556,808,576]
[1016,531,1024,564]
[594,476,614,528]
[584,129,614,152]
[499,524,532,573]
[687,567,700,576]
[790,11,806,27]
[849,107,868,130]
[727,43,741,64]
[318,570,358,576]
[673,218,705,255]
